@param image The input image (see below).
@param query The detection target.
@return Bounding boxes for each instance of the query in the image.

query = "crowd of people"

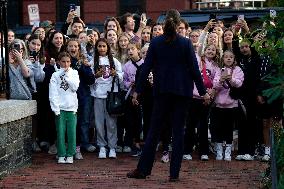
[1,8,282,168]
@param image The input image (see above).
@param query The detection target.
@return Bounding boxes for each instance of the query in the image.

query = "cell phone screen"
[69,4,76,11]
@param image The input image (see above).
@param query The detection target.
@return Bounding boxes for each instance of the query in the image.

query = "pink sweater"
[213,66,244,108]
[193,56,219,99]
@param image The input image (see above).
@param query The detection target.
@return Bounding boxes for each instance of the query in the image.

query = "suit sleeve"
[186,40,206,96]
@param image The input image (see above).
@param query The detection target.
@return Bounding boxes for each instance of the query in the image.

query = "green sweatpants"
[55,110,77,157]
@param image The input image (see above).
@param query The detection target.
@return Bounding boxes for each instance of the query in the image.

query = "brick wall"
[83,0,117,23]
[0,117,32,178]
[22,0,56,25]
[146,0,189,21]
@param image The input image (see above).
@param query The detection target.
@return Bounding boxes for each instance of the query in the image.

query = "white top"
[90,56,123,98]
[49,68,80,115]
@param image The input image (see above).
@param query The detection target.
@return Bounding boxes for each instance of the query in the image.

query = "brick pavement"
[0,152,267,189]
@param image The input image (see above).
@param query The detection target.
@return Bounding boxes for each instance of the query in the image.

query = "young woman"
[90,38,123,159]
[117,32,130,65]
[65,38,96,159]
[211,50,244,161]
[105,29,119,57]
[39,31,66,154]
[183,44,219,161]
[141,26,151,46]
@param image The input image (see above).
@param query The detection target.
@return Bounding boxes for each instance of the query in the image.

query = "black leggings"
[210,107,237,144]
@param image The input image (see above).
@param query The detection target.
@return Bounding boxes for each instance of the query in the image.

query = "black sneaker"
[130,147,142,157]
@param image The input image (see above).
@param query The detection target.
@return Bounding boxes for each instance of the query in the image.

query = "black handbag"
[106,76,126,116]
[225,80,242,100]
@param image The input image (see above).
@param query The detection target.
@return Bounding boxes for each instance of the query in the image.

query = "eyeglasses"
[190,35,199,38]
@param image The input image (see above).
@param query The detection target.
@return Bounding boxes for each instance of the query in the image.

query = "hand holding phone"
[69,4,76,11]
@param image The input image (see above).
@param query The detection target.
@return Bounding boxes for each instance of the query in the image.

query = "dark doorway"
[7,0,21,28]
[119,0,146,15]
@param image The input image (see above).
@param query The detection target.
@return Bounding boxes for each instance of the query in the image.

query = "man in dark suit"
[127,9,210,181]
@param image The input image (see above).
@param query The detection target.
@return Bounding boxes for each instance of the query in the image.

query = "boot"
[224,144,232,161]
[216,143,223,160]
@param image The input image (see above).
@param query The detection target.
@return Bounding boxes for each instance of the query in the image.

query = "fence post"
[270,127,278,189]
[0,0,9,99]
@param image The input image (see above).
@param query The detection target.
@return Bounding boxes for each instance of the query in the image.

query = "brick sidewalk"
[0,152,267,189]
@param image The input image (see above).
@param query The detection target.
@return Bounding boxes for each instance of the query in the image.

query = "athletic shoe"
[183,154,192,160]
[58,157,66,164]
[262,155,270,162]
[242,154,254,161]
[109,148,117,158]
[85,145,96,152]
[201,155,209,161]
[74,146,84,160]
[115,146,123,153]
[235,155,244,161]
[66,157,73,164]
[48,144,57,155]
[32,141,41,152]
[98,147,107,159]
[123,146,132,153]
[161,151,170,163]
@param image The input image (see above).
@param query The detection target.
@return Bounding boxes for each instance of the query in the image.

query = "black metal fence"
[0,0,9,99]
[270,127,278,189]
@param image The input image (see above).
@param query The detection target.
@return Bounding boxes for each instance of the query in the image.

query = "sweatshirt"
[193,56,219,99]
[213,66,244,108]
[49,68,80,115]
[123,58,144,94]
[90,56,123,98]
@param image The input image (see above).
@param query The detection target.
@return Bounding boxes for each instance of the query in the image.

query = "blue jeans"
[77,94,94,149]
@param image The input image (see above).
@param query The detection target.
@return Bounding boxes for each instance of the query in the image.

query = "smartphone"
[30,51,38,60]
[238,15,244,20]
[209,13,216,21]
[13,43,21,52]
[86,29,93,36]
[270,10,276,18]
[69,4,76,11]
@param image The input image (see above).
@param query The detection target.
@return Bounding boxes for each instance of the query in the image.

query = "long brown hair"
[93,38,115,72]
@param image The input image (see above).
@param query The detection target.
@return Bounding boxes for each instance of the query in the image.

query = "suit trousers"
[137,93,189,178]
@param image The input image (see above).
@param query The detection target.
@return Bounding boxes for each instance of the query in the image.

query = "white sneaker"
[183,154,192,160]
[123,146,131,153]
[116,146,123,153]
[109,148,117,158]
[262,154,270,162]
[235,155,244,160]
[58,157,66,164]
[161,151,170,163]
[242,154,254,161]
[98,147,107,159]
[201,155,209,161]
[66,157,73,164]
[48,144,57,155]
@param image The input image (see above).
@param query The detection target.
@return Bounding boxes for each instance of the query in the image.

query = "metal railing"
[0,0,9,99]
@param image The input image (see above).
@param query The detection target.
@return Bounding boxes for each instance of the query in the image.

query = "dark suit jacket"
[136,34,206,97]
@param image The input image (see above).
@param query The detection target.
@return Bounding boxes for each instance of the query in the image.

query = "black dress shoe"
[127,169,146,179]
[169,177,180,182]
